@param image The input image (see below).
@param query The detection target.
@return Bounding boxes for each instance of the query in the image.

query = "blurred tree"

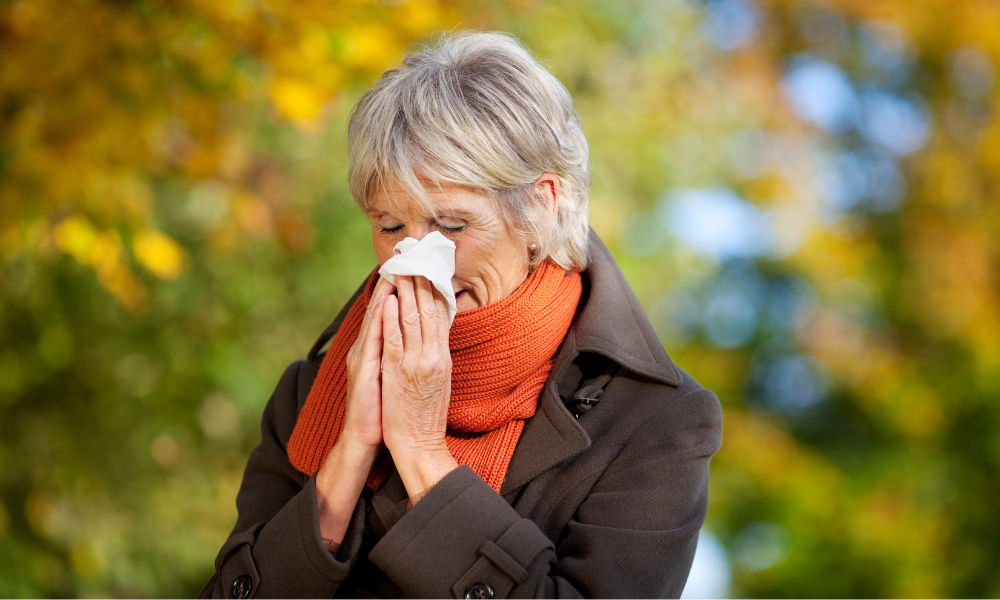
[1,0,455,307]
[716,1,1000,596]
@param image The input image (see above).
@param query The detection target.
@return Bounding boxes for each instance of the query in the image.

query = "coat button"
[231,575,252,599]
[464,581,494,599]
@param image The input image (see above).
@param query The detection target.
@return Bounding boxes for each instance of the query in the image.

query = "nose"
[405,222,435,241]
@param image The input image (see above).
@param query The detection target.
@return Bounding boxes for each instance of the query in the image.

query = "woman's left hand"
[380,275,458,503]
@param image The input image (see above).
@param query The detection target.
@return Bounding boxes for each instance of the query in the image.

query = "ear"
[534,173,560,219]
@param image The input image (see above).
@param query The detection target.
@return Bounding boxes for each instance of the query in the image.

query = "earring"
[529,243,538,250]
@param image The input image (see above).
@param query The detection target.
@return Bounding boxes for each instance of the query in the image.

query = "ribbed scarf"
[287,260,582,492]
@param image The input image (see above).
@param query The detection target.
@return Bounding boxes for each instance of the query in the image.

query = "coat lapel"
[501,230,683,495]
[500,334,590,495]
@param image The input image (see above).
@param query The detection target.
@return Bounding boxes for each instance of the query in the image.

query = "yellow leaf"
[269,77,328,123]
[344,25,399,71]
[53,216,97,264]
[134,229,186,279]
[397,0,443,35]
[300,29,331,63]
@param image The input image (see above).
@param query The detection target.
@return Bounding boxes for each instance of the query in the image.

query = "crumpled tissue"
[377,231,457,325]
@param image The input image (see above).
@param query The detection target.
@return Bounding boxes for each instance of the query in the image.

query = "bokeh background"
[2,0,999,597]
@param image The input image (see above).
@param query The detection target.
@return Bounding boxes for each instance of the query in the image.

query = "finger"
[382,294,404,361]
[374,275,397,301]
[433,286,451,350]
[369,276,396,319]
[358,294,386,366]
[396,275,421,352]
[358,277,395,343]
[414,276,439,349]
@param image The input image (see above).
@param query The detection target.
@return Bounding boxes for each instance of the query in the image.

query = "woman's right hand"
[315,276,396,550]
[340,276,396,451]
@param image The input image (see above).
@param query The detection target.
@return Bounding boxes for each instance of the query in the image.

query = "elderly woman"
[201,31,721,599]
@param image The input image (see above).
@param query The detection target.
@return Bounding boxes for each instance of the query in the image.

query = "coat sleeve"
[198,360,366,599]
[367,387,724,599]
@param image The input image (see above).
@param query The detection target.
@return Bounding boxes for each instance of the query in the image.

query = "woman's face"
[366,183,531,313]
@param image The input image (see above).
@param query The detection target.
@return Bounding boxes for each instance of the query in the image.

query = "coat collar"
[559,230,682,388]
[500,229,682,494]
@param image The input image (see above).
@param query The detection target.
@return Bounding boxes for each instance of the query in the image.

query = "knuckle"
[423,355,446,375]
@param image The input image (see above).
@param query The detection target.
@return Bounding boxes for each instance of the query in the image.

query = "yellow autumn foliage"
[0,0,462,309]
[133,230,186,280]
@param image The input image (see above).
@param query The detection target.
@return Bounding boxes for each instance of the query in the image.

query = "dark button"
[465,581,494,599]
[231,575,252,599]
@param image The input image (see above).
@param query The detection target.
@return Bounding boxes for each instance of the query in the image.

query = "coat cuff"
[245,473,365,597]
[369,465,554,598]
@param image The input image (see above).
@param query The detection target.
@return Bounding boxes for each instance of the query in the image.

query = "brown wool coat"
[199,231,723,599]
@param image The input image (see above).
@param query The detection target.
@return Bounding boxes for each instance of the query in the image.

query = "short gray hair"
[347,31,591,271]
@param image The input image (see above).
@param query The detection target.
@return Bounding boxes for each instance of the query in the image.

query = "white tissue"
[377,231,457,325]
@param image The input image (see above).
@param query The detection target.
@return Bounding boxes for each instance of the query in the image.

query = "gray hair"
[347,31,591,271]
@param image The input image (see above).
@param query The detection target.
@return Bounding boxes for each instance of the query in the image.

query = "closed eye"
[379,224,404,234]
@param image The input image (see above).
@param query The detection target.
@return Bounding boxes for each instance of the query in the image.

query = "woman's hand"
[380,275,459,503]
[340,276,396,451]
[315,276,395,549]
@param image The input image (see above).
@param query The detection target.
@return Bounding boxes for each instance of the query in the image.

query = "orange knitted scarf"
[287,260,582,492]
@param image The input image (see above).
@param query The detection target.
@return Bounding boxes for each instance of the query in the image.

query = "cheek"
[452,238,489,279]
[372,236,395,266]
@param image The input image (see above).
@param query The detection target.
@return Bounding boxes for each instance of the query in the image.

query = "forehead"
[366,180,493,219]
